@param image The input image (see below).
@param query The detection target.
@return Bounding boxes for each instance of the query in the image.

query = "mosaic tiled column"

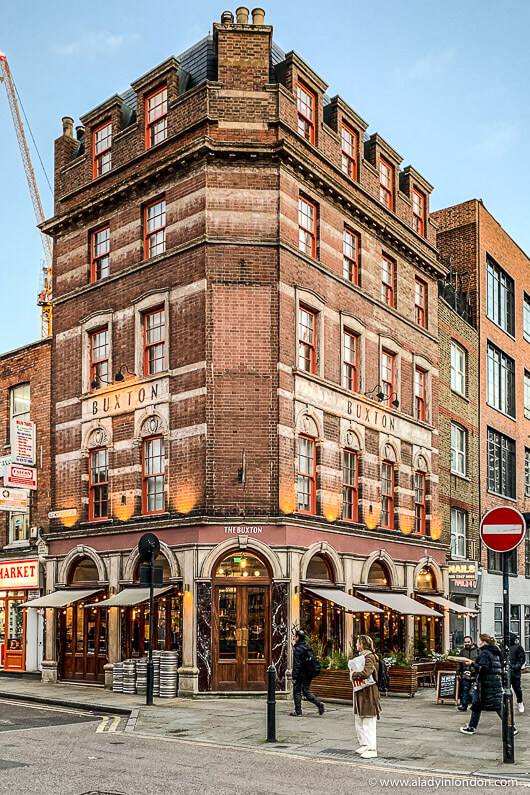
[271,581,288,689]
[196,582,212,691]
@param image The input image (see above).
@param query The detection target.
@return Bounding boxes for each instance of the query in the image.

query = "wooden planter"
[388,666,418,697]
[436,660,458,673]
[310,669,352,701]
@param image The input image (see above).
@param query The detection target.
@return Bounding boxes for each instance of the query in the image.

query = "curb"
[0,690,132,717]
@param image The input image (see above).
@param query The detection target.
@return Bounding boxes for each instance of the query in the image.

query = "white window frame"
[450,508,467,559]
[451,422,466,476]
[450,342,466,396]
[9,511,30,545]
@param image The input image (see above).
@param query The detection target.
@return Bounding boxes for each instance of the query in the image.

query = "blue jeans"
[461,677,473,708]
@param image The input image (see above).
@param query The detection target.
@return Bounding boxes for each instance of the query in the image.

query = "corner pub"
[24,7,454,692]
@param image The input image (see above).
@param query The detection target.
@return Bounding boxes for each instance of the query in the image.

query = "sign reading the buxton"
[82,378,169,420]
[0,558,39,589]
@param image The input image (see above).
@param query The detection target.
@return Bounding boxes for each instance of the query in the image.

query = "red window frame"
[90,327,109,389]
[89,447,109,521]
[379,157,393,210]
[298,306,316,373]
[412,189,425,236]
[145,85,168,149]
[381,350,394,401]
[144,199,166,259]
[297,434,316,514]
[343,331,357,392]
[381,255,395,307]
[341,123,357,180]
[343,227,359,284]
[91,225,110,282]
[415,277,427,327]
[144,308,166,375]
[297,81,315,144]
[381,461,394,529]
[298,195,316,258]
[142,436,165,515]
[93,121,112,178]
[342,449,358,522]
[414,471,426,535]
[415,368,426,421]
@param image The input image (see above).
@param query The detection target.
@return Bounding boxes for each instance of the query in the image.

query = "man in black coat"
[290,630,325,717]
[509,632,526,713]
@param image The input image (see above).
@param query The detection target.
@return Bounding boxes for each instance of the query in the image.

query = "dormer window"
[93,122,112,178]
[297,81,315,144]
[145,86,168,148]
[379,157,393,210]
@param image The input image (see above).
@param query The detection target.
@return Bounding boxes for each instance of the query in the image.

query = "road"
[0,700,523,795]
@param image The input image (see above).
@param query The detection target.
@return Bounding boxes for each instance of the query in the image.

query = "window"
[381,255,395,307]
[486,342,515,418]
[341,124,357,179]
[511,605,521,640]
[342,449,358,522]
[451,342,466,395]
[381,461,394,529]
[450,508,467,558]
[343,227,359,284]
[89,448,109,520]
[487,427,516,499]
[93,122,112,178]
[298,306,316,373]
[525,448,530,498]
[298,196,316,258]
[343,331,357,391]
[415,278,426,327]
[489,550,517,574]
[297,82,315,144]
[412,189,425,236]
[494,604,503,641]
[525,371,530,420]
[381,350,394,400]
[297,435,315,514]
[90,328,109,389]
[379,158,393,210]
[414,368,426,421]
[524,293,530,342]
[414,472,426,535]
[450,423,466,476]
[486,255,515,336]
[9,512,29,544]
[144,199,166,259]
[144,309,166,375]
[145,86,167,148]
[143,436,165,514]
[10,383,30,423]
[91,225,110,282]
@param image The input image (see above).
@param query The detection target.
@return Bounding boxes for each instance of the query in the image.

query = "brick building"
[0,337,51,672]
[36,8,450,692]
[434,199,530,660]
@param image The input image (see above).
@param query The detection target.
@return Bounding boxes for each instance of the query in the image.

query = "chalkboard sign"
[436,670,460,704]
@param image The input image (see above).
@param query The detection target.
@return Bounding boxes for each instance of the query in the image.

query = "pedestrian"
[508,632,525,713]
[349,634,381,759]
[290,629,325,717]
[454,635,479,712]
[460,633,517,735]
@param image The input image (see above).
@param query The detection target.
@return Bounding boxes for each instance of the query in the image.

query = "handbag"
[348,656,376,692]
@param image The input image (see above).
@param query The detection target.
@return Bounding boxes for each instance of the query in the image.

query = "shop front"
[446,560,480,646]
[0,557,40,672]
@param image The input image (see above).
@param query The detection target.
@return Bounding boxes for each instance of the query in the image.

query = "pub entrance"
[212,551,271,691]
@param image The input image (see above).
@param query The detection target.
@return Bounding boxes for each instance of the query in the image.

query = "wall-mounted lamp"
[348,588,354,596]
[364,384,385,401]
[184,583,191,593]
[114,364,137,382]
[386,392,400,409]
[294,585,300,594]
[369,504,373,514]
[90,372,111,390]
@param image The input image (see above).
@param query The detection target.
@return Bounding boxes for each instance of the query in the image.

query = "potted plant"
[386,647,418,697]
[436,649,459,673]
[309,640,353,701]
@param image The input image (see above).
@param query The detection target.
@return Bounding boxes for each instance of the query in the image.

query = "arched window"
[69,557,99,585]
[416,565,437,592]
[306,554,333,582]
[367,560,391,587]
[214,552,270,579]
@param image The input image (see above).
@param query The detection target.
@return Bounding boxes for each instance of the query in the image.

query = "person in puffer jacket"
[460,634,517,735]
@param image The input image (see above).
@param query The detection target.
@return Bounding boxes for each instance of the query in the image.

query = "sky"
[0,0,529,351]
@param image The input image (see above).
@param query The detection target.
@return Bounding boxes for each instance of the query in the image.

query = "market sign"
[0,558,39,589]
[447,560,479,593]
[4,464,37,491]
[11,419,36,466]
[0,488,28,513]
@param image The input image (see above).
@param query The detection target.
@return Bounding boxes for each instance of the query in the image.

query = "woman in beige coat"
[349,634,381,759]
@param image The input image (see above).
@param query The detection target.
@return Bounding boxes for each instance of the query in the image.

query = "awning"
[93,586,173,608]
[357,590,442,617]
[415,593,478,614]
[21,589,101,608]
[304,586,383,614]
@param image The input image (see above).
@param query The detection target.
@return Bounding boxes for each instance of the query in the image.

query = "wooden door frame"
[59,596,107,683]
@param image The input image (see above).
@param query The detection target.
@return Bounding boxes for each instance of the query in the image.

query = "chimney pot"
[76,125,85,141]
[62,116,74,138]
[221,10,234,23]
[235,6,249,23]
[251,7,265,24]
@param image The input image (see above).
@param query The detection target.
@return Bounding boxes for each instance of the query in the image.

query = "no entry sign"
[480,506,526,553]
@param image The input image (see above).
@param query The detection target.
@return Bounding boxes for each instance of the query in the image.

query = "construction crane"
[0,51,52,338]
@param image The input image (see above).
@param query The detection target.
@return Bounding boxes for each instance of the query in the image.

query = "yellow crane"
[0,51,52,338]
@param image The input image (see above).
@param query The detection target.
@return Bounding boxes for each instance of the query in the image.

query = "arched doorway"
[415,566,442,655]
[59,557,107,683]
[360,560,405,656]
[301,553,343,657]
[212,550,271,691]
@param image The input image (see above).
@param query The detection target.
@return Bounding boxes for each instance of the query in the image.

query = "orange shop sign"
[0,488,28,513]
[0,558,39,589]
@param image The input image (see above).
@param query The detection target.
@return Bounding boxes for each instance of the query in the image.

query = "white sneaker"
[518,702,525,714]
[354,745,368,754]
[360,749,378,759]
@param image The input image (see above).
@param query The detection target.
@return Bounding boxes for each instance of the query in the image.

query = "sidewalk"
[0,677,527,782]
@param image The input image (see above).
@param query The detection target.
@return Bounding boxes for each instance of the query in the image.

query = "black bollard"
[266,664,277,742]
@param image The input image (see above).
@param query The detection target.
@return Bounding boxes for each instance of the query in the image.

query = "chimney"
[62,116,74,138]
[221,10,234,23]
[235,6,249,23]
[76,125,85,141]
[213,7,272,90]
[251,7,265,24]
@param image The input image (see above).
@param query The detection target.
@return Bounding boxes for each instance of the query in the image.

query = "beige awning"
[357,590,442,617]
[415,593,478,614]
[93,586,173,607]
[304,586,383,614]
[21,589,101,608]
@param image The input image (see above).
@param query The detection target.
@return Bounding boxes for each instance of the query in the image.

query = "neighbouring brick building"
[35,7,451,692]
[0,337,51,673]
[434,199,530,661]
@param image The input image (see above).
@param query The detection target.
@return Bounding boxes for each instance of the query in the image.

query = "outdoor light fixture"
[364,384,385,401]
[294,585,300,594]
[387,392,400,408]
[114,364,137,382]
[184,583,190,593]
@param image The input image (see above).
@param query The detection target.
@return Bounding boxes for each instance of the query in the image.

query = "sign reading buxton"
[82,378,169,420]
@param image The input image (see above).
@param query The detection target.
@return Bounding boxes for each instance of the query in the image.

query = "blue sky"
[1,0,528,351]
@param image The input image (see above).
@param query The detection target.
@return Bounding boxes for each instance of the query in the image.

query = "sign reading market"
[0,558,39,589]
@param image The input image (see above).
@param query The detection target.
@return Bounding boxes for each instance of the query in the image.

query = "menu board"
[436,670,460,704]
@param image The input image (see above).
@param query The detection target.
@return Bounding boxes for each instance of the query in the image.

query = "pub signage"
[82,378,169,420]
[0,558,39,589]
[224,525,264,535]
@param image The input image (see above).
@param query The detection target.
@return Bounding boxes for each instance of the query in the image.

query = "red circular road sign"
[480,506,526,553]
